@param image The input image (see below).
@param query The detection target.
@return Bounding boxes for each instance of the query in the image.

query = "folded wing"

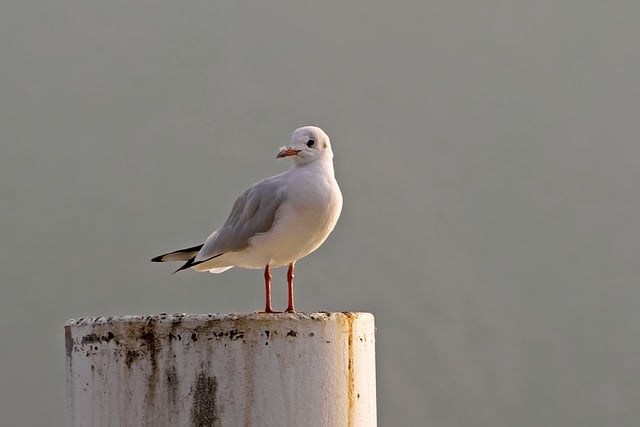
[195,175,287,264]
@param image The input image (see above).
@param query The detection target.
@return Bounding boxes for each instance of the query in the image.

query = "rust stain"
[64,326,73,360]
[343,312,356,427]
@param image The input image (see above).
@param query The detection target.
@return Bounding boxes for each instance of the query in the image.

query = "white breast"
[238,164,342,268]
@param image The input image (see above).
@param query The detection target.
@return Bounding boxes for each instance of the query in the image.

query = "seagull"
[151,126,343,313]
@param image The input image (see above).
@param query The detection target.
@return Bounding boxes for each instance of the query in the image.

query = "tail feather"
[152,244,226,274]
[172,253,224,274]
[151,244,204,263]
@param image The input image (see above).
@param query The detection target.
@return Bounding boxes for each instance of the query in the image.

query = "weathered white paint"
[65,312,376,427]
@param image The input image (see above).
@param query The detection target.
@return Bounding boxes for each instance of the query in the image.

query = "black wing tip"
[172,253,225,274]
[150,243,205,263]
[172,258,196,274]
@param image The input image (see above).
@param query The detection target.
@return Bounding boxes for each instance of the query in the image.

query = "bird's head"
[277,126,333,166]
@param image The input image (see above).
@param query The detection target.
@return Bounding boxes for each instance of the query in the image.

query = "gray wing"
[195,174,287,262]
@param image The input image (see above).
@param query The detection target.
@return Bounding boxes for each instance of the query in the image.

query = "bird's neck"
[295,157,335,177]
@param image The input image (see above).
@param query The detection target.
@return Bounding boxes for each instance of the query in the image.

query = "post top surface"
[65,312,374,327]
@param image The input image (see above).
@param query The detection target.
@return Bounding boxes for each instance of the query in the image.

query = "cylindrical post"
[65,312,376,427]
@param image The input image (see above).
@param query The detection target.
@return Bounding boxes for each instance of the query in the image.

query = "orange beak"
[276,148,301,158]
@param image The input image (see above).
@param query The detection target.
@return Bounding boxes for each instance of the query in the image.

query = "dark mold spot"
[286,330,297,337]
[264,330,270,338]
[166,366,179,406]
[125,350,139,369]
[309,332,315,337]
[213,329,244,341]
[80,332,116,346]
[81,333,101,345]
[140,330,159,369]
[191,333,198,342]
[191,371,219,427]
[141,325,159,418]
[228,329,243,340]
[141,330,156,343]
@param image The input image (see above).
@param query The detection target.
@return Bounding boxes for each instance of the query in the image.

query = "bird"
[151,126,343,313]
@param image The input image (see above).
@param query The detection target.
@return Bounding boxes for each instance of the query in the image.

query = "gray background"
[2,1,639,426]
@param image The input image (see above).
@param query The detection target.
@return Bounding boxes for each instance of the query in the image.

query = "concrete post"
[65,312,376,427]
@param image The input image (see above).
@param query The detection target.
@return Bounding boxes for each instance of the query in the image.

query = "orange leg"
[264,265,275,313]
[286,262,295,312]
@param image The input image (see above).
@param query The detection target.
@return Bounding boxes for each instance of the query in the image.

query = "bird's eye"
[307,139,315,147]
